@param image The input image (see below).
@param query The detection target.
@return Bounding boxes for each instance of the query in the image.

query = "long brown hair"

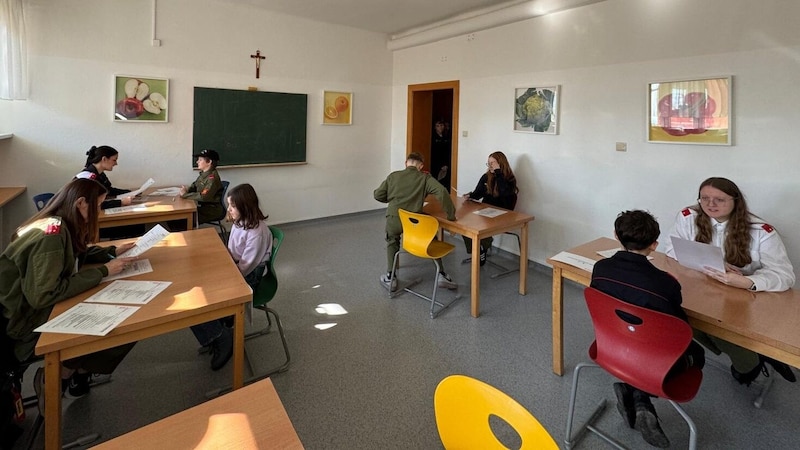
[15,179,108,253]
[227,183,267,229]
[693,177,752,266]
[486,151,519,198]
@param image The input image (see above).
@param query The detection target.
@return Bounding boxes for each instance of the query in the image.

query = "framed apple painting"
[647,76,731,145]
[114,75,169,122]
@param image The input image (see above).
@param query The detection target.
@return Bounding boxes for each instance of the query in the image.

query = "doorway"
[407,81,459,192]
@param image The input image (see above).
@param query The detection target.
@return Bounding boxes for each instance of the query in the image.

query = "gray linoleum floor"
[14,210,800,449]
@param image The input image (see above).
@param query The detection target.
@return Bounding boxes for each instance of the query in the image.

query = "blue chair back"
[33,193,55,211]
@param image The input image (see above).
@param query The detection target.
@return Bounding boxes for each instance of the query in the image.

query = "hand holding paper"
[117,224,169,258]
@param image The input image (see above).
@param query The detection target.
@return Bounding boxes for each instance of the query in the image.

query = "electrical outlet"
[615,142,627,152]
[440,56,447,62]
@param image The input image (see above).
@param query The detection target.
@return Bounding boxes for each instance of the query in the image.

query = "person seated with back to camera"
[462,151,518,266]
[373,152,458,292]
[591,210,705,449]
[662,176,796,387]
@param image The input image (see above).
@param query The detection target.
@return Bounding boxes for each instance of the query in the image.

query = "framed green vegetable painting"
[514,86,559,134]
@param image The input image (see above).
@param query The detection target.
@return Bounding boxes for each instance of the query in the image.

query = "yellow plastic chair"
[434,375,559,450]
[390,209,460,318]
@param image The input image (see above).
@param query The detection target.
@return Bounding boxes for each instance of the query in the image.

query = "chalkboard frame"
[193,87,308,168]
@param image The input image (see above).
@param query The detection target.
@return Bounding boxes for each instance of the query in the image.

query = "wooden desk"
[548,237,800,376]
[0,186,26,248]
[91,378,303,449]
[36,228,253,450]
[97,190,196,241]
[424,196,535,317]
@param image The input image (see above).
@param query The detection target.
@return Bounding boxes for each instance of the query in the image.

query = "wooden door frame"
[407,80,459,190]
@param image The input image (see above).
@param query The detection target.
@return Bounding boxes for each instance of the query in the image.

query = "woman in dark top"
[77,145,132,210]
[463,151,519,264]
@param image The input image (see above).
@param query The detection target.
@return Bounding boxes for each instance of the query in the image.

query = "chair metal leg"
[754,373,775,409]
[206,307,291,399]
[565,362,625,450]
[667,400,698,450]
[460,233,521,279]
[386,250,421,299]
[396,259,460,318]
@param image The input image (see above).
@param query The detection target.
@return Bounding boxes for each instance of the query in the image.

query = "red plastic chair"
[565,287,703,450]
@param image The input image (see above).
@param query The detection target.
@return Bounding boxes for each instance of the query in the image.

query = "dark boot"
[760,355,796,383]
[633,393,670,448]
[731,360,765,387]
[613,382,636,428]
[210,327,234,371]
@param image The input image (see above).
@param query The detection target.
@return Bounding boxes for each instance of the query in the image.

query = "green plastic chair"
[245,226,290,379]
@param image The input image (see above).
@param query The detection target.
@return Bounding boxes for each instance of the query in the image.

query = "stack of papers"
[150,187,181,196]
[473,207,507,218]
[550,251,597,272]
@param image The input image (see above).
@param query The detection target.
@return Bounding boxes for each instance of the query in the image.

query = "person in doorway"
[430,120,451,190]
[591,210,705,448]
[374,152,457,292]
[462,151,518,265]
[663,176,795,386]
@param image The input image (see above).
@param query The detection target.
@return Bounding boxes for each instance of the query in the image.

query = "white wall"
[0,0,393,233]
[391,0,800,276]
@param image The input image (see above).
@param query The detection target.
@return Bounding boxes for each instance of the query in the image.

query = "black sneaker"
[479,246,487,267]
[210,327,234,371]
[66,372,91,398]
[634,406,670,448]
[760,355,796,382]
[613,383,636,428]
[380,273,398,292]
[731,361,765,387]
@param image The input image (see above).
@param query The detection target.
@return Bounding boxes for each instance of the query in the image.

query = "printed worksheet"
[124,178,156,198]
[149,187,181,196]
[101,259,153,282]
[103,204,148,215]
[473,207,507,218]
[84,280,172,305]
[118,224,169,257]
[34,303,139,336]
[550,251,597,272]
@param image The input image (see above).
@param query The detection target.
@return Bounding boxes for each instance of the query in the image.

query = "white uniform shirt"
[663,207,795,292]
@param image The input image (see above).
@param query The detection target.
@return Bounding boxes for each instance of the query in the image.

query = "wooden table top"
[0,186,26,207]
[423,195,534,237]
[35,228,252,356]
[98,188,196,223]
[551,237,800,365]
[90,378,303,449]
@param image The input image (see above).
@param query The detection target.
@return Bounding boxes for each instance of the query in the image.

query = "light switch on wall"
[616,142,627,152]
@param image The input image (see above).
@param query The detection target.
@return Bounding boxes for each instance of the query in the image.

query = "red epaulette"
[88,173,97,179]
[44,217,62,235]
[762,224,774,233]
[681,208,692,217]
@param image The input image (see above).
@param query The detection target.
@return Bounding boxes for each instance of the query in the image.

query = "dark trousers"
[62,342,136,374]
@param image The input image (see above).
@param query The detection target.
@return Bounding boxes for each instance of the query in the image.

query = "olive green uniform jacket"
[182,168,224,224]
[374,166,456,220]
[0,217,116,362]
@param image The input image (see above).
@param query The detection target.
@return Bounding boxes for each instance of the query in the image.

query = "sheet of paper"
[33,303,139,336]
[123,178,156,198]
[101,259,153,282]
[103,204,148,215]
[150,187,181,196]
[84,280,172,305]
[118,224,169,257]
[596,247,654,260]
[473,207,507,218]
[670,236,726,273]
[550,251,597,272]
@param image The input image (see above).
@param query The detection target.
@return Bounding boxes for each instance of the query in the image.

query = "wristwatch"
[749,282,757,291]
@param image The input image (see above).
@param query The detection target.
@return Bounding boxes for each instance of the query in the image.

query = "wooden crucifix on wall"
[250,50,266,78]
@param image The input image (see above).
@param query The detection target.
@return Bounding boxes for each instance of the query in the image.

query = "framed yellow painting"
[322,91,352,125]
[647,76,731,145]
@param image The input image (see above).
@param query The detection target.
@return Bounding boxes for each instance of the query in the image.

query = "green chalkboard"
[193,87,307,167]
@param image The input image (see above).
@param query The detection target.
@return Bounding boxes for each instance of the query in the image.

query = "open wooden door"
[407,81,459,191]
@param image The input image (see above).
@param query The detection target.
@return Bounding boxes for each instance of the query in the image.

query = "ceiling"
[215,0,529,36]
